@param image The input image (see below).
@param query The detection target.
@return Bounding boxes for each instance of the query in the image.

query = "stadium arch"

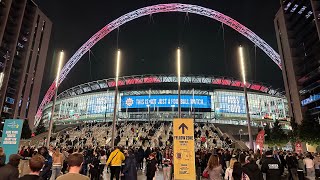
[35,3,282,126]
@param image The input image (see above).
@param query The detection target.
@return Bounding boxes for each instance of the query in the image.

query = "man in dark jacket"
[261,150,282,180]
[121,149,137,180]
[0,154,22,180]
[242,156,263,180]
[286,153,299,180]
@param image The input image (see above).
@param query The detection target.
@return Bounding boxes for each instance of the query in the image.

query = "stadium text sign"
[173,118,196,180]
[1,119,23,163]
[121,95,211,109]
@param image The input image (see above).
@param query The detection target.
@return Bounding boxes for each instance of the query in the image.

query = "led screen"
[121,95,211,109]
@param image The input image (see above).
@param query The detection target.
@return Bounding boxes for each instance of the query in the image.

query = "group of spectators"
[198,148,320,180]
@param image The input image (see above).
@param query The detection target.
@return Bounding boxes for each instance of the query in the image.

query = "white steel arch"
[35,3,282,126]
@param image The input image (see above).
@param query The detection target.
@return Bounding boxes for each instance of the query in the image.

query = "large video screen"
[121,95,211,109]
[87,96,114,114]
[217,94,246,114]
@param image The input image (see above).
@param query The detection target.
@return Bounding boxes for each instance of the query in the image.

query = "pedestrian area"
[104,170,164,180]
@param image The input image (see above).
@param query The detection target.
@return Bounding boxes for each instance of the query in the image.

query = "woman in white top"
[303,154,315,178]
[225,158,237,180]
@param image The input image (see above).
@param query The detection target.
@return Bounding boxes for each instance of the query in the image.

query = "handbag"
[202,170,209,178]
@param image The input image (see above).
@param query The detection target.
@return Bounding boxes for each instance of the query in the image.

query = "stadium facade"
[40,75,291,129]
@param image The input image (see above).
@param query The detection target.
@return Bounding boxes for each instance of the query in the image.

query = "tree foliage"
[265,120,288,146]
[297,116,320,145]
[35,120,46,135]
[21,120,32,139]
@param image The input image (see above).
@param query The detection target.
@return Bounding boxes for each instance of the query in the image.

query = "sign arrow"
[179,123,188,134]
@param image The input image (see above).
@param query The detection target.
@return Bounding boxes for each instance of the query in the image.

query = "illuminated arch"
[35,3,281,126]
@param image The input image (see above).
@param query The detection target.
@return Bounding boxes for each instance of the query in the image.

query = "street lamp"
[111,49,121,149]
[239,129,243,140]
[177,48,181,118]
[238,46,254,150]
[47,50,64,148]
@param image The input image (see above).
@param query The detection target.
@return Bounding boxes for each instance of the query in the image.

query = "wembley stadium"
[40,74,291,129]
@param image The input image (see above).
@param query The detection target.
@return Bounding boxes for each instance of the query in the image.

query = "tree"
[21,120,32,139]
[264,124,272,144]
[298,115,320,145]
[264,120,288,146]
[35,119,46,135]
[270,120,288,145]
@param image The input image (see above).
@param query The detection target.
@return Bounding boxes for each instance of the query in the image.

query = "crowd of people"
[0,122,319,180]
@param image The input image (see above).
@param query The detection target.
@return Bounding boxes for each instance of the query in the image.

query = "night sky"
[34,0,282,99]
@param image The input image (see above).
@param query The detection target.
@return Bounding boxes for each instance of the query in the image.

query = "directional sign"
[178,123,188,134]
[173,118,196,180]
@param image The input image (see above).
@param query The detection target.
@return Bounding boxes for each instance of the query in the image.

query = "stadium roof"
[57,74,284,99]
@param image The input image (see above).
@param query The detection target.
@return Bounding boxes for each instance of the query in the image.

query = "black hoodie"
[242,161,264,180]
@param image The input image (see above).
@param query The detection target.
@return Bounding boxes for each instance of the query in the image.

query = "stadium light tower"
[111,49,121,149]
[177,48,181,118]
[47,50,64,148]
[238,46,254,150]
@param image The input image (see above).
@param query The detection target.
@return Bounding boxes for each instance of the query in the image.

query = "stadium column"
[111,49,121,149]
[47,50,64,148]
[239,46,254,150]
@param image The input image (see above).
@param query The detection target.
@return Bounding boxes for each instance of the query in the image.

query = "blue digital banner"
[1,119,23,163]
[301,93,320,106]
[121,95,211,109]
[216,94,246,114]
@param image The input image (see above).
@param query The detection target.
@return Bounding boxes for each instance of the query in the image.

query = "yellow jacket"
[106,149,125,166]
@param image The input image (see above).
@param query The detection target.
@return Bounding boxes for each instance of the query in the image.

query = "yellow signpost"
[173,118,196,180]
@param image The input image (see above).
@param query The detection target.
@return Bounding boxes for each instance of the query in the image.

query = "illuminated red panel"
[250,84,262,91]
[108,81,116,87]
[245,82,251,88]
[260,86,269,92]
[221,79,231,86]
[212,78,222,85]
[144,77,161,83]
[231,80,242,87]
[118,80,125,86]
[126,78,143,85]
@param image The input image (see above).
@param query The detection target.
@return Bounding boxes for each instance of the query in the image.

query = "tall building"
[274,0,320,124]
[0,0,52,126]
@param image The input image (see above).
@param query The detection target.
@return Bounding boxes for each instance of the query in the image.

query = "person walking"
[51,148,64,180]
[286,153,299,180]
[203,154,223,180]
[0,147,6,167]
[261,150,282,180]
[304,154,315,179]
[0,154,22,180]
[314,153,320,179]
[242,156,263,180]
[121,149,137,180]
[106,146,125,180]
[146,153,157,180]
[224,158,237,180]
[19,155,45,180]
[162,149,172,180]
[56,153,89,180]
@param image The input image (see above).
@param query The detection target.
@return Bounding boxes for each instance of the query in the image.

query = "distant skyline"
[35,0,282,98]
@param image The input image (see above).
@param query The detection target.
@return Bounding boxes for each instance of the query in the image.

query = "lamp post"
[47,50,64,148]
[177,48,181,118]
[111,49,121,149]
[238,46,254,150]
[239,129,243,141]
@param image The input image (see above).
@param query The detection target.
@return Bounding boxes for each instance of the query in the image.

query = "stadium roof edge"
[57,74,284,99]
